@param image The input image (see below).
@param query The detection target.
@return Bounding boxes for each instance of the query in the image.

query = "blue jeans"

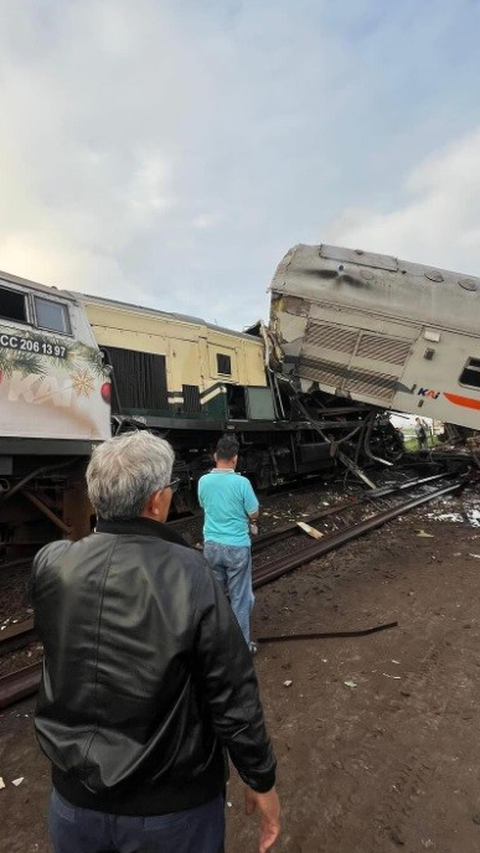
[203,542,254,646]
[49,788,225,853]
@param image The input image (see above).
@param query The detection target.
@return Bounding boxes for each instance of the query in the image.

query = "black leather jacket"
[31,517,276,815]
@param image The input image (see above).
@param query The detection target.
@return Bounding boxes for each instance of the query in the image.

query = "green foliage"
[0,349,45,377]
[73,342,106,377]
[403,435,440,452]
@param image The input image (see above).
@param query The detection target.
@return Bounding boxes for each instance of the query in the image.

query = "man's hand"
[244,785,280,853]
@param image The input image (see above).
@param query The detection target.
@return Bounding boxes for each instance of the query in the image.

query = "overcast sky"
[1,0,480,329]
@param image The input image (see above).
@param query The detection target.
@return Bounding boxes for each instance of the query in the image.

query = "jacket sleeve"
[192,566,276,792]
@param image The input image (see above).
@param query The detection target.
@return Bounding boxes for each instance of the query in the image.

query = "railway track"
[252,475,461,588]
[0,473,463,710]
[251,472,450,557]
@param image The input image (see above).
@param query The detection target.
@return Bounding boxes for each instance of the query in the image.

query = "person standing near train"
[414,417,428,449]
[198,434,260,655]
[31,431,280,853]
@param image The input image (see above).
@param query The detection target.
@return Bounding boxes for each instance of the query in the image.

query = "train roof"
[0,268,80,303]
[270,244,480,337]
[70,290,259,343]
[0,267,260,342]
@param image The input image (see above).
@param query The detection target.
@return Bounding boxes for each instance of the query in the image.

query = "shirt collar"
[96,516,189,547]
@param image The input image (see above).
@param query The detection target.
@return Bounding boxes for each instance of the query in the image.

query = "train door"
[206,344,239,419]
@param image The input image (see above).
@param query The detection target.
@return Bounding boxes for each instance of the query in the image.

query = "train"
[1,243,478,556]
[269,244,480,430]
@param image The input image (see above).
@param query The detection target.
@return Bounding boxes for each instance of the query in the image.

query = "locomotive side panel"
[80,296,269,424]
[77,294,311,490]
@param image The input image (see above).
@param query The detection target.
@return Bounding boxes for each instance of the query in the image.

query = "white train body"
[0,271,111,446]
[269,244,480,430]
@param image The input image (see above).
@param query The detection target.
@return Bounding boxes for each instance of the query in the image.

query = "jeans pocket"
[51,789,77,823]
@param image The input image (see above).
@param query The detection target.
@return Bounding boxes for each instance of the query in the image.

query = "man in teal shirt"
[198,435,259,653]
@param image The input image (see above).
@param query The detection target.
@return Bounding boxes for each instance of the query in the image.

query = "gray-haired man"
[31,431,280,853]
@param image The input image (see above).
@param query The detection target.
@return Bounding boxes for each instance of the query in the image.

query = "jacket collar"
[96,516,189,547]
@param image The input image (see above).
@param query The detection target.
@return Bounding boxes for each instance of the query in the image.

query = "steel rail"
[253,480,461,588]
[0,617,36,654]
[252,471,452,554]
[0,661,42,710]
[0,477,460,710]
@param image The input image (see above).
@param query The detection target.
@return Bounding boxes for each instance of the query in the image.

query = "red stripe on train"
[444,393,480,410]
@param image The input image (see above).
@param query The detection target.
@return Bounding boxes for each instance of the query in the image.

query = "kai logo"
[417,387,441,400]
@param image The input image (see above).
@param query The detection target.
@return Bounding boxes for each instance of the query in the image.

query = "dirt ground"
[2,487,480,853]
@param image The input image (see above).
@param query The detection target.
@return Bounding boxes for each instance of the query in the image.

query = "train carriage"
[268,243,480,430]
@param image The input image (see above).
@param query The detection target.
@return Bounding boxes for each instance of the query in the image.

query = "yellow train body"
[79,295,268,421]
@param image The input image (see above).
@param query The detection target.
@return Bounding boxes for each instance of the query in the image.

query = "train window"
[217,353,232,375]
[0,286,27,323]
[34,297,71,334]
[459,358,480,389]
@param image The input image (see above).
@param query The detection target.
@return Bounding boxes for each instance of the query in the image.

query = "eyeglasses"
[164,478,181,494]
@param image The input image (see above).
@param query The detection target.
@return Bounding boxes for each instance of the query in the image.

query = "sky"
[1,0,480,329]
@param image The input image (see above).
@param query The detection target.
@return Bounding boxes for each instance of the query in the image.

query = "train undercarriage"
[1,387,475,563]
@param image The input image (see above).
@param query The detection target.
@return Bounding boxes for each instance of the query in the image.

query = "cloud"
[1,1,480,328]
[0,1,195,297]
[326,129,480,275]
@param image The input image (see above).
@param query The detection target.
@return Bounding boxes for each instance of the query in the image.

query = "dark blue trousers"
[49,788,225,853]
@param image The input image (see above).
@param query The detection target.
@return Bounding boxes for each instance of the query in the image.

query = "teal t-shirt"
[198,470,259,546]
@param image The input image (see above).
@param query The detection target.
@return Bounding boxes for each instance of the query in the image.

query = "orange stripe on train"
[444,393,480,410]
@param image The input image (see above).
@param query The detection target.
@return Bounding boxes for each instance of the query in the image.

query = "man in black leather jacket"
[31,431,280,853]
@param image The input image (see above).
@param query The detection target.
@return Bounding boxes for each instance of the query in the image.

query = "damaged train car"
[267,243,480,431]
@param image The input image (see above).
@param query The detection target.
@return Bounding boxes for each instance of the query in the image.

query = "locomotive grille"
[304,321,411,366]
[356,333,411,365]
[344,369,398,401]
[297,355,397,403]
[297,358,348,388]
[105,347,168,411]
[305,322,358,353]
[182,384,202,413]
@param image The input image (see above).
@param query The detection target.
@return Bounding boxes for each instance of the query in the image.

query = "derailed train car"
[268,243,480,430]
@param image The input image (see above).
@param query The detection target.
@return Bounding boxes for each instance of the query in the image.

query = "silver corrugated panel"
[344,370,397,402]
[356,333,411,365]
[299,363,346,387]
[297,355,397,403]
[297,355,348,387]
[305,321,358,354]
